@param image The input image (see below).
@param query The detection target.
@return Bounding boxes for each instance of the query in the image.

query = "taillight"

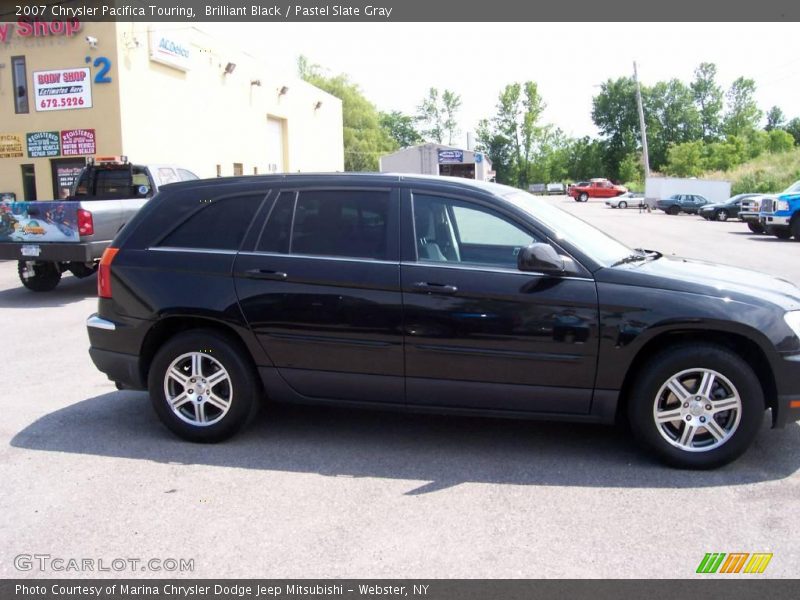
[97,247,119,299]
[77,209,94,236]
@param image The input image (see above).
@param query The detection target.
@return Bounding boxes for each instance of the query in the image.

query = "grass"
[703,147,800,194]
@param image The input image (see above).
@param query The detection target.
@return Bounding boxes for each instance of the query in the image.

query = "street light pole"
[633,60,650,179]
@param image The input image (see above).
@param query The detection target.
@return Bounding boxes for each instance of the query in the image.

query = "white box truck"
[645,177,731,206]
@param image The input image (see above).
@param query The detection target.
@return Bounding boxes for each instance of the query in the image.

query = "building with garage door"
[379,143,494,181]
[0,20,344,201]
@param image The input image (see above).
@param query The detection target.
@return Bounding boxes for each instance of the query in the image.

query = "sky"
[210,22,800,148]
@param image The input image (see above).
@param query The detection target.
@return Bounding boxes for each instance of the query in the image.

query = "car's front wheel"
[627,344,764,469]
[667,206,680,215]
[148,329,260,442]
[618,200,627,209]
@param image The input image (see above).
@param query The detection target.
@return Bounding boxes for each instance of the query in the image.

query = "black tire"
[716,210,729,221]
[747,222,764,234]
[791,218,800,241]
[579,192,589,203]
[627,344,764,469]
[17,261,61,292]
[618,200,627,209]
[148,329,260,442]
[774,228,792,240]
[667,206,680,215]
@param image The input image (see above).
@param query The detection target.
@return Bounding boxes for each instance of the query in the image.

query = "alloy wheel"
[163,352,233,426]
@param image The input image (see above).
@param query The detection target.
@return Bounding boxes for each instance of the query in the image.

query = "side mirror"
[517,243,565,274]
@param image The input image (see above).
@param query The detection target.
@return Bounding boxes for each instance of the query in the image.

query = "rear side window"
[291,190,389,260]
[158,195,261,251]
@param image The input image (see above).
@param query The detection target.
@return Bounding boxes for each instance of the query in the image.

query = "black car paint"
[87,174,800,429]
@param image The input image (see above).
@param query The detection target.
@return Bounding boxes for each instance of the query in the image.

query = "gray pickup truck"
[0,158,198,291]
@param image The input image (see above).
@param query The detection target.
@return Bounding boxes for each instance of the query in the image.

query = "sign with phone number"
[33,67,92,112]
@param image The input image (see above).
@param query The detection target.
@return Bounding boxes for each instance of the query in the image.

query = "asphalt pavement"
[1,197,798,578]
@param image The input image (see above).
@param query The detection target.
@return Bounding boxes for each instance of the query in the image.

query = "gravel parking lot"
[1,196,798,579]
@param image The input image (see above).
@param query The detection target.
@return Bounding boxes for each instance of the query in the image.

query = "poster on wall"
[60,129,96,156]
[33,68,92,112]
[0,201,80,243]
[0,134,25,159]
[27,132,61,158]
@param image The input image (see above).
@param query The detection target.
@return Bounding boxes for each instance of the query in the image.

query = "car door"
[234,185,404,404]
[400,188,599,415]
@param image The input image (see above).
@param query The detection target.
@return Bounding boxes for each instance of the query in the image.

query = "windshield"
[783,180,800,194]
[504,191,634,266]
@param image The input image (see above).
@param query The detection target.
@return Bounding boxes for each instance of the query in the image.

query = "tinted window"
[159,195,261,250]
[257,191,295,254]
[414,194,536,268]
[291,190,389,260]
[12,56,28,114]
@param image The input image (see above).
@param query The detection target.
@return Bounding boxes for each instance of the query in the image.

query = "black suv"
[87,174,800,468]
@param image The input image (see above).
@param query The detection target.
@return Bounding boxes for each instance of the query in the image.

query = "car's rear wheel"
[667,206,680,215]
[148,329,260,442]
[579,192,588,202]
[747,222,764,234]
[17,260,61,292]
[618,200,627,209]
[716,210,729,221]
[627,344,764,469]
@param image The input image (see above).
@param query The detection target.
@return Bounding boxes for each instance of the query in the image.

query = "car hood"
[598,254,800,311]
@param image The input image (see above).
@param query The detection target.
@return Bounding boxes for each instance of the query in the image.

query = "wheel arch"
[138,316,263,389]
[615,329,777,424]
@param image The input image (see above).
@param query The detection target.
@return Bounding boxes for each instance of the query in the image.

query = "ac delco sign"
[0,19,83,44]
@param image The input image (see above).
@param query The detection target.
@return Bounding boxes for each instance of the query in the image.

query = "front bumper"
[771,353,800,428]
[760,214,790,227]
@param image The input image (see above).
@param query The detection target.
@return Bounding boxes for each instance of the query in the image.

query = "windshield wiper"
[610,249,662,267]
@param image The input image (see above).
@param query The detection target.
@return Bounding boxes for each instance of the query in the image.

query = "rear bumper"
[87,312,148,390]
[0,241,108,262]
[88,347,145,390]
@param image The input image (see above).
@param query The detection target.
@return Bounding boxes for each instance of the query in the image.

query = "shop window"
[21,164,36,201]
[11,56,29,114]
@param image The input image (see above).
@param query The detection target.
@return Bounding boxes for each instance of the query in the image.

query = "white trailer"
[645,177,732,205]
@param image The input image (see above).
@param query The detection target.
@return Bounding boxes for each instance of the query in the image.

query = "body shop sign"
[27,132,60,158]
[61,129,95,156]
[33,68,92,112]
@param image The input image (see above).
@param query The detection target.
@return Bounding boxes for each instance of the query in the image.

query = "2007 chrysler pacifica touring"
[86,174,800,468]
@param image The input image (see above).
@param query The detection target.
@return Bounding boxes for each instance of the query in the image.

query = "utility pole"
[633,61,650,179]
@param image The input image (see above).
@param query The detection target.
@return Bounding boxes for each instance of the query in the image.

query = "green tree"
[705,136,747,171]
[690,62,724,142]
[665,141,706,177]
[767,129,795,153]
[299,56,396,171]
[379,110,422,148]
[723,77,763,137]
[566,137,606,182]
[476,82,546,189]
[645,79,702,169]
[417,88,462,145]
[765,105,786,132]
[618,152,643,184]
[591,77,641,179]
[786,117,800,145]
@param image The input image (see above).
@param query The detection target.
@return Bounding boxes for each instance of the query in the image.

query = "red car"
[568,179,627,202]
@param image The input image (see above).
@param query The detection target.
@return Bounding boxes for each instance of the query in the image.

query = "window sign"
[33,67,92,112]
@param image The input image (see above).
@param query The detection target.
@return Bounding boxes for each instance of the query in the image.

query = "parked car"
[528,183,547,195]
[568,178,627,202]
[546,182,566,195]
[739,194,774,233]
[605,192,645,209]
[698,194,759,221]
[87,173,800,469]
[758,180,800,240]
[656,194,711,215]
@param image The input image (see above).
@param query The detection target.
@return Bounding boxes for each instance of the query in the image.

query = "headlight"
[777,200,790,211]
[784,311,800,339]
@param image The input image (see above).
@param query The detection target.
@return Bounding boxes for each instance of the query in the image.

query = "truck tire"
[579,192,589,202]
[773,228,792,240]
[747,222,764,234]
[67,262,98,279]
[17,261,62,292]
[791,218,800,241]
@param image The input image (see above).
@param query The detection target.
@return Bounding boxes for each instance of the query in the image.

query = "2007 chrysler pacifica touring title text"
[86,174,800,469]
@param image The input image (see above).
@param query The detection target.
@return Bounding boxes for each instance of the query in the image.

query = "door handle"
[412,282,458,295]
[243,269,288,281]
